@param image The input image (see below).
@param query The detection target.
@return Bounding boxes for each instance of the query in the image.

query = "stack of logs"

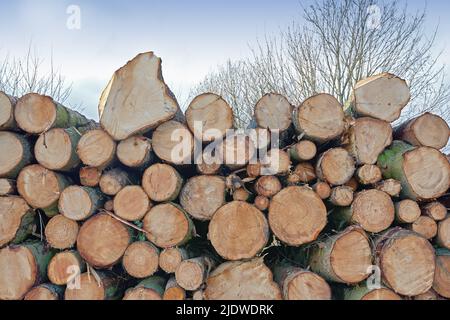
[0,52,449,300]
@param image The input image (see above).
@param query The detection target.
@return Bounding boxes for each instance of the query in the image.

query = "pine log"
[269,186,327,246]
[312,181,332,200]
[204,258,282,300]
[17,165,71,217]
[254,195,270,211]
[35,128,81,172]
[143,203,195,248]
[289,140,317,162]
[24,284,63,300]
[15,93,93,134]
[273,265,331,300]
[99,52,183,141]
[142,164,183,202]
[65,271,122,300]
[254,93,293,134]
[0,91,17,130]
[175,256,215,291]
[316,148,356,186]
[79,166,102,187]
[332,189,394,233]
[423,201,447,221]
[255,175,282,198]
[77,129,116,169]
[408,216,438,240]
[291,162,316,183]
[59,186,105,221]
[436,216,450,250]
[117,135,154,168]
[45,215,79,249]
[219,133,257,170]
[329,186,354,207]
[343,117,393,165]
[152,120,194,165]
[375,179,402,197]
[233,188,251,201]
[180,175,226,221]
[208,201,269,260]
[395,113,450,150]
[309,226,372,284]
[122,241,159,278]
[77,214,131,268]
[0,132,33,179]
[196,147,222,175]
[113,186,151,221]
[395,199,421,224]
[99,168,132,196]
[163,277,186,300]
[123,276,165,300]
[47,250,85,285]
[0,196,35,248]
[0,242,55,300]
[0,179,16,196]
[159,247,191,274]
[350,73,410,122]
[293,93,345,143]
[375,227,435,296]
[186,93,234,142]
[377,141,450,201]
[433,250,450,299]
[356,164,382,185]
[343,285,402,300]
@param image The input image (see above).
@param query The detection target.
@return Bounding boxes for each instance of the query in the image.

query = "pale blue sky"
[1,0,449,119]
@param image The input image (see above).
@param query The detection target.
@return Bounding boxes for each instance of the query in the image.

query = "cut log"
[113,186,151,221]
[99,168,132,196]
[259,148,291,176]
[312,181,331,200]
[0,132,33,179]
[77,129,116,169]
[104,200,114,212]
[254,196,270,211]
[45,215,79,249]
[219,133,257,170]
[0,179,16,196]
[343,117,393,165]
[255,175,282,198]
[0,196,35,248]
[433,250,450,299]
[291,162,316,183]
[356,164,382,185]
[408,216,438,240]
[332,189,394,233]
[65,271,122,300]
[343,285,402,300]
[289,140,317,162]
[293,93,345,143]
[79,166,102,187]
[175,256,215,291]
[77,214,131,268]
[414,289,441,300]
[269,186,327,246]
[423,202,447,221]
[0,242,55,300]
[309,226,372,284]
[163,277,186,300]
[17,165,71,217]
[35,128,81,172]
[0,91,17,130]
[273,265,331,300]
[254,93,293,133]
[159,247,191,274]
[196,147,222,175]
[249,127,271,151]
[208,201,269,260]
[122,241,159,278]
[377,141,450,201]
[123,276,165,300]
[143,203,195,248]
[180,175,226,221]
[350,73,410,122]
[233,188,251,201]
[15,93,93,134]
[375,227,435,296]
[316,148,356,186]
[24,284,63,300]
[204,258,282,300]
[186,93,234,142]
[329,186,354,207]
[375,179,402,197]
[99,52,183,141]
[142,164,183,202]
[395,113,450,150]
[117,135,154,168]
[436,217,450,250]
[47,250,85,285]
[152,120,194,165]
[395,199,421,224]
[59,186,105,221]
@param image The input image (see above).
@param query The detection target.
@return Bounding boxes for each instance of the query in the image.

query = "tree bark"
[0,196,35,248]
[0,132,33,179]
[122,241,159,279]
[59,186,105,221]
[77,129,117,169]
[45,215,79,250]
[142,164,183,202]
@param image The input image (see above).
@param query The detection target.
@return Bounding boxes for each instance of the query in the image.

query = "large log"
[0,132,33,179]
[208,201,269,260]
[175,256,215,291]
[377,141,450,201]
[254,93,293,136]
[269,186,327,246]
[77,129,117,169]
[123,276,165,300]
[113,185,151,221]
[44,215,79,249]
[433,250,450,299]
[142,164,183,202]
[65,271,122,300]
[47,250,85,285]
[117,135,154,169]
[0,196,35,248]
[0,91,17,130]
[59,186,105,221]
[316,148,356,186]
[122,241,159,279]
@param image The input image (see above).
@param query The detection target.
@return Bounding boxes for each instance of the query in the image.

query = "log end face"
[59,186,93,221]
[35,128,76,171]
[286,272,332,300]
[114,186,150,221]
[123,287,162,300]
[254,93,293,132]
[123,241,159,278]
[142,164,181,202]
[433,255,450,299]
[65,273,105,300]
[48,251,82,285]
[77,129,116,168]
[0,196,33,247]
[15,93,57,134]
[0,132,25,178]
[45,215,79,250]
[0,92,14,129]
[410,113,450,149]
[175,260,204,291]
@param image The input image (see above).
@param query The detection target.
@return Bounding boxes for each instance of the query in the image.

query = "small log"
[436,217,450,250]
[316,148,356,186]
[343,285,402,300]
[122,241,159,279]
[408,216,438,240]
[312,181,332,200]
[356,164,382,185]
[114,186,151,221]
[99,168,132,196]
[0,196,35,247]
[375,227,435,296]
[45,215,79,250]
[395,113,450,150]
[79,166,102,187]
[104,200,114,212]
[395,199,421,224]
[0,91,17,130]
[117,135,154,169]
[24,284,63,300]
[291,162,316,183]
[180,175,226,221]
[432,250,450,299]
[77,214,131,268]
[375,179,402,197]
[233,188,251,201]
[159,247,191,274]
[209,201,269,260]
[163,277,186,300]
[255,175,282,198]
[0,132,33,179]
[59,186,105,221]
[309,226,372,284]
[65,271,122,300]
[423,202,447,221]
[175,256,215,291]
[289,140,317,162]
[142,164,183,202]
[293,93,345,143]
[143,203,195,248]
[204,258,282,300]
[77,129,116,168]
[269,186,327,246]
[0,179,16,196]
[47,250,86,285]
[329,186,354,207]
[123,276,166,300]
[254,196,270,211]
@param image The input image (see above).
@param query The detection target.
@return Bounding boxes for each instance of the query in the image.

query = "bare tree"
[191,0,450,128]
[0,45,72,102]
